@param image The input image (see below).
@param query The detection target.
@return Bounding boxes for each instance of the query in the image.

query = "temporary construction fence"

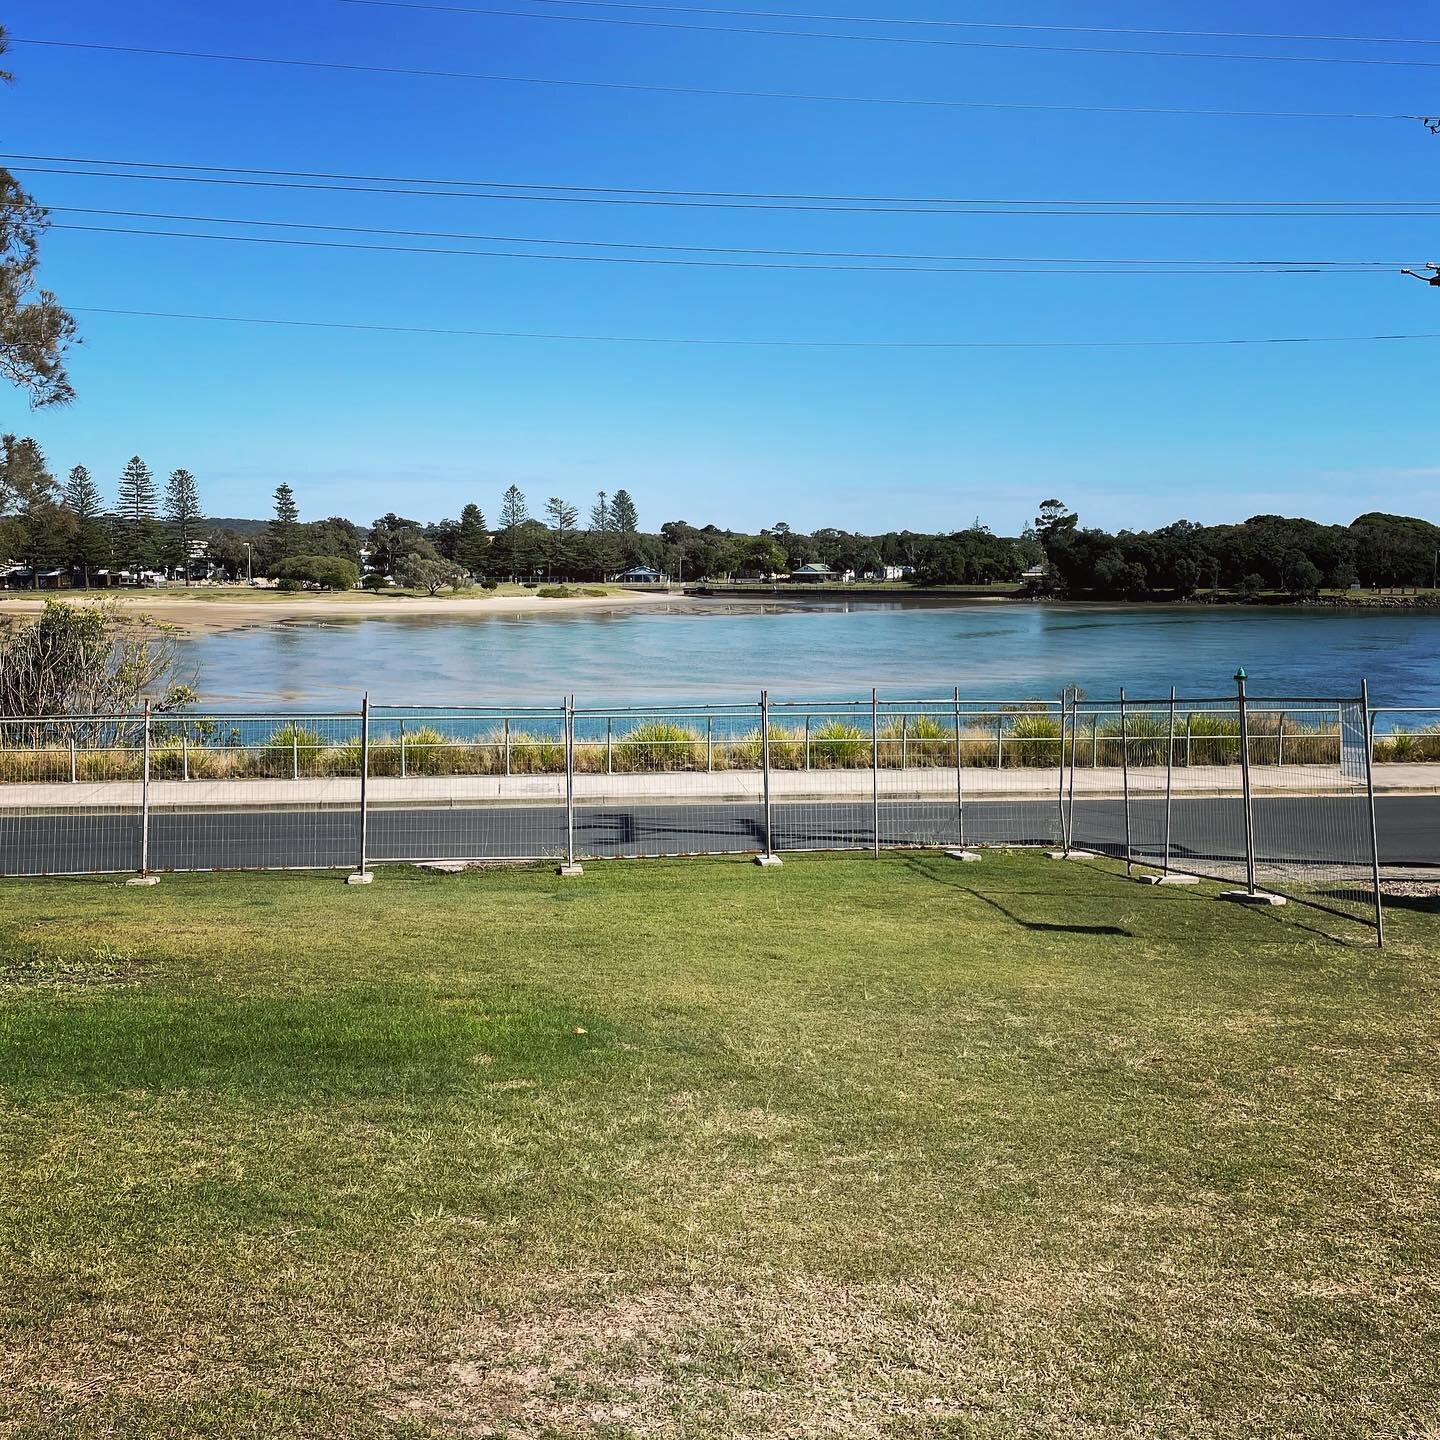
[0,677,1417,944]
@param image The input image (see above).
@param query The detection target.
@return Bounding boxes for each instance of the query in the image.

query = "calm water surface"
[178,599,1440,710]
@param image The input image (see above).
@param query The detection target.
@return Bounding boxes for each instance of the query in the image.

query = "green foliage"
[276,555,359,591]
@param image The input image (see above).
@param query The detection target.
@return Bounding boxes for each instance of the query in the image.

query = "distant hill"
[205,517,272,536]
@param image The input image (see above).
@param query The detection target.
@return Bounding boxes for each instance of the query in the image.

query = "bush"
[810,721,869,768]
[613,721,702,772]
[276,578,304,593]
[362,572,391,591]
[276,555,359,590]
[1003,711,1061,768]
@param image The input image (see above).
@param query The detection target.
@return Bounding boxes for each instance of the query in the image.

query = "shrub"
[613,721,703,772]
[1003,711,1061,768]
[362,572,391,591]
[260,723,329,777]
[810,721,869,768]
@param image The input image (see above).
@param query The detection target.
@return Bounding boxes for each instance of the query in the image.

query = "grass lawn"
[1,854,1436,1438]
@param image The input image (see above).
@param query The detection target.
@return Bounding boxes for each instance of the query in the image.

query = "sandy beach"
[0,585,682,636]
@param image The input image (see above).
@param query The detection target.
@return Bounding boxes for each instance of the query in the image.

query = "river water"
[176,599,1440,712]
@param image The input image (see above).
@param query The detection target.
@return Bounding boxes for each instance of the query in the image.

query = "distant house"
[790,563,837,583]
[1021,563,1050,582]
[859,563,908,582]
[0,565,71,591]
[616,565,665,585]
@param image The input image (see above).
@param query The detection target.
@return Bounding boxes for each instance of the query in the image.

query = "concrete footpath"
[1,763,1436,811]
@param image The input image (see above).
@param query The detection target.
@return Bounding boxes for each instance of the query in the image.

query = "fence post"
[1091,715,1098,768]
[70,734,77,784]
[760,689,775,861]
[1057,689,1070,855]
[564,696,577,872]
[900,716,907,771]
[1067,691,1079,847]
[605,716,613,776]
[1236,670,1257,896]
[804,714,811,771]
[995,711,1003,769]
[503,717,511,777]
[293,726,300,781]
[1119,688,1133,877]
[871,688,881,857]
[347,693,371,883]
[1185,713,1192,767]
[139,699,152,876]
[706,715,714,773]
[181,731,189,782]
[1163,686,1176,876]
[953,686,965,848]
[1360,678,1385,948]
[1276,712,1284,768]
[399,719,406,779]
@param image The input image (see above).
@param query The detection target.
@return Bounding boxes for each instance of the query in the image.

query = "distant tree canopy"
[0,447,1435,602]
[1035,503,1440,599]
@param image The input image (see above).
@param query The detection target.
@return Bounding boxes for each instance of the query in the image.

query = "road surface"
[1,794,1433,875]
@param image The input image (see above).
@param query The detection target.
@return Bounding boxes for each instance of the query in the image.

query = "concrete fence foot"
[1219,889,1286,906]
[754,853,783,868]
[946,849,982,863]
[346,870,374,886]
[557,863,584,878]
[126,874,160,887]
[1138,873,1200,886]
[1047,850,1098,861]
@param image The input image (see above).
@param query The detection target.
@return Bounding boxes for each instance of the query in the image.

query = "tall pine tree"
[499,485,528,581]
[269,482,300,564]
[1,435,69,583]
[164,468,204,584]
[611,489,639,535]
[456,502,489,579]
[114,455,159,572]
[63,463,108,585]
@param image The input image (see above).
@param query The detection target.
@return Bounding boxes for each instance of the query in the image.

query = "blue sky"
[2,0,1437,534]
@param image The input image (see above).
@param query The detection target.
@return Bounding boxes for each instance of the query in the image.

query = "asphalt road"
[1,794,1434,875]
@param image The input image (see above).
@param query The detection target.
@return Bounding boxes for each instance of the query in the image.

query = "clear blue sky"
[2,0,1437,534]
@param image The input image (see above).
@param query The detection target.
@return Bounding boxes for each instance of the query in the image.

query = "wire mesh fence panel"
[0,715,145,875]
[769,698,883,853]
[146,712,364,872]
[365,706,570,864]
[572,701,766,859]
[1247,696,1380,927]
[875,696,970,850]
[957,700,1066,849]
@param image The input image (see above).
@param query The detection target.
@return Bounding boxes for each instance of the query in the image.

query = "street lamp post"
[244,541,252,586]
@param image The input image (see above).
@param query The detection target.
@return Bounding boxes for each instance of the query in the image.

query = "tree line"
[2,439,1436,598]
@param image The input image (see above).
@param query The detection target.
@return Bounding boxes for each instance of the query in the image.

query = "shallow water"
[177,599,1440,711]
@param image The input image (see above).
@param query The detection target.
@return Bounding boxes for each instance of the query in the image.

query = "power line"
[345,0,1440,47]
[10,153,1437,209]
[323,0,1440,65]
[13,162,1440,217]
[49,218,1400,274]
[71,306,1440,349]
[44,207,1405,269]
[3,39,1427,124]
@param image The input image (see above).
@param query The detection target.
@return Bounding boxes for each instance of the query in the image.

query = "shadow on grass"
[899,855,1133,936]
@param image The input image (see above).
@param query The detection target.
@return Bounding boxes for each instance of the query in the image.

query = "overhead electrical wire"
[70,306,1440,349]
[329,0,1440,65]
[4,39,1430,125]
[10,159,1440,217]
[48,217,1402,274]
[41,207,1406,271]
[343,0,1440,47]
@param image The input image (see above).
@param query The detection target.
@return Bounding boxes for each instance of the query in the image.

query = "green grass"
[0,855,1436,1438]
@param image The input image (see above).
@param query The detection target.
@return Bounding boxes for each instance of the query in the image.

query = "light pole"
[243,541,252,586]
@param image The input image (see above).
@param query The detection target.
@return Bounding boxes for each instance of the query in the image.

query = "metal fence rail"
[0,679,1409,943]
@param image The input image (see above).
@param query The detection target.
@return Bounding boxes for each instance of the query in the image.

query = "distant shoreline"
[0,585,678,636]
[0,582,1435,639]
